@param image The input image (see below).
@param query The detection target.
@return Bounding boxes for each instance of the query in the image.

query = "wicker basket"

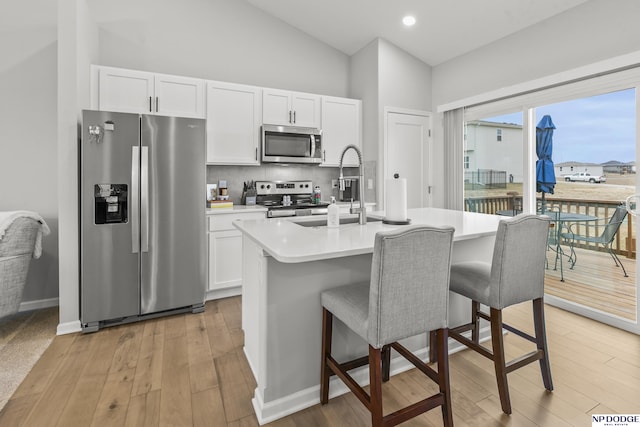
[0,217,40,318]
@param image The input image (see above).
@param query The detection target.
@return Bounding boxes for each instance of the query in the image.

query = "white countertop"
[233,207,503,263]
[206,205,267,215]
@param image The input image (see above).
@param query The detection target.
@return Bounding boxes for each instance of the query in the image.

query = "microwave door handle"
[310,135,316,157]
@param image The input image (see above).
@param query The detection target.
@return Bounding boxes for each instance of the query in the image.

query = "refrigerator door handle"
[131,147,140,253]
[141,146,149,252]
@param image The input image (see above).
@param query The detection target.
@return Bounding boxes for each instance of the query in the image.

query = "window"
[464,156,469,169]
[496,128,502,141]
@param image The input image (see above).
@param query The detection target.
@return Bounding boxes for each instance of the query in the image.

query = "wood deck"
[545,246,637,320]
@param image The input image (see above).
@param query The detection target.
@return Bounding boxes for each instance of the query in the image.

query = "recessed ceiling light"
[402,16,416,27]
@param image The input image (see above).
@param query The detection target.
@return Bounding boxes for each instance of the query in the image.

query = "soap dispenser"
[327,196,340,228]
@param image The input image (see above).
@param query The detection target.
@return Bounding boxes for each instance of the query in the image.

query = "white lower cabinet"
[207,211,265,300]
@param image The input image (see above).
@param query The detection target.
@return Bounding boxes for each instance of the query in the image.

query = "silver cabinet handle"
[293,111,296,124]
[148,97,152,112]
[141,146,149,252]
[289,110,292,123]
[255,147,258,161]
[131,147,140,253]
[323,149,326,162]
[155,96,159,113]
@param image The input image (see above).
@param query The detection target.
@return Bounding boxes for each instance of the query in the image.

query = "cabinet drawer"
[208,212,265,231]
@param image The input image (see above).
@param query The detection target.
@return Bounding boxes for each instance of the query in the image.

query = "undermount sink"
[293,216,382,227]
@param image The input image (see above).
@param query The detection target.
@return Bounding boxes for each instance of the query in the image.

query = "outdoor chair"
[506,191,522,216]
[560,204,628,277]
[543,207,571,281]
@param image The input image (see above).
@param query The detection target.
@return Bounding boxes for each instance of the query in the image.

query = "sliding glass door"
[536,89,637,324]
[462,83,639,333]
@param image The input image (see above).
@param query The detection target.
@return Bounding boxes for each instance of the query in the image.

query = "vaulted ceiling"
[246,0,590,65]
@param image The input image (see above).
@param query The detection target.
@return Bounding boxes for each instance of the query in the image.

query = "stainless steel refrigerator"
[80,110,206,332]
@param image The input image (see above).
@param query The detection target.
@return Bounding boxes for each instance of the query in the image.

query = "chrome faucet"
[339,145,367,225]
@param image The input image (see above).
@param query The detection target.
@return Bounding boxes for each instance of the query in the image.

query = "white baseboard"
[18,297,59,312]
[57,320,81,335]
[252,328,492,425]
[206,286,241,301]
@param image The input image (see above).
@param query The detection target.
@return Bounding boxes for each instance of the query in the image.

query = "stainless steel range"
[256,180,329,217]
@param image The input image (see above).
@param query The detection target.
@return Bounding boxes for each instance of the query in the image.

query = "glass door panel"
[535,89,637,324]
[463,112,524,215]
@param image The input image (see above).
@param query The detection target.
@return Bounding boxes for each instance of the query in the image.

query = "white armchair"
[0,213,49,318]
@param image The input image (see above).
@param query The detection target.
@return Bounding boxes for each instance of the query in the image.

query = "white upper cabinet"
[154,73,206,118]
[96,66,205,118]
[263,89,321,128]
[320,96,362,167]
[206,81,261,165]
[98,67,154,114]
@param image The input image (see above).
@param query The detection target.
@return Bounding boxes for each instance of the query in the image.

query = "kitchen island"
[234,208,503,424]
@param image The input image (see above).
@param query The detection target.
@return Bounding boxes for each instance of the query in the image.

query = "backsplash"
[207,162,377,205]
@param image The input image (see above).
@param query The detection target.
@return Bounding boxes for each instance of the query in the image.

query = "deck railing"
[464,195,635,259]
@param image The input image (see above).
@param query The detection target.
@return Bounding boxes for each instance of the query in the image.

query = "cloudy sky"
[485,88,636,164]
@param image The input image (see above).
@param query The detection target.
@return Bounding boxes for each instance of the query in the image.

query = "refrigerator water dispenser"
[94,184,128,224]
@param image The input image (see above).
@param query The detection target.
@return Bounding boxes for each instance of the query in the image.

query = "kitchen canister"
[384,174,410,224]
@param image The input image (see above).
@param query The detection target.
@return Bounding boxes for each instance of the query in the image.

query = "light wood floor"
[1,296,639,426]
[545,246,637,320]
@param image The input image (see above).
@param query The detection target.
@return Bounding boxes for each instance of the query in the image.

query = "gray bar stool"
[432,214,553,415]
[320,226,455,427]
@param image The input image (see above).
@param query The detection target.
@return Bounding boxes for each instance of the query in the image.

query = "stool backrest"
[368,225,455,348]
[490,214,550,309]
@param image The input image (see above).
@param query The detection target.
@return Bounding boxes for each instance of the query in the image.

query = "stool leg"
[533,298,553,391]
[490,308,512,414]
[471,301,481,344]
[369,345,384,427]
[320,308,333,404]
[436,329,454,427]
[428,330,437,364]
[382,345,391,382]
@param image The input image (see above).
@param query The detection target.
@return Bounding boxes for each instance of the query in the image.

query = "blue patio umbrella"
[536,115,556,212]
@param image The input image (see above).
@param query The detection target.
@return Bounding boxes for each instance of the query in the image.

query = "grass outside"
[466,173,637,202]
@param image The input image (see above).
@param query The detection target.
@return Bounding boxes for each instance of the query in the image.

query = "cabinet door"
[208,230,243,291]
[263,89,292,125]
[207,81,261,165]
[154,74,205,118]
[291,93,321,128]
[320,96,362,167]
[98,67,154,114]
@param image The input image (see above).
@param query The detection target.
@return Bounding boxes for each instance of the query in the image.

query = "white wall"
[378,39,432,112]
[87,0,350,97]
[431,0,640,207]
[0,2,59,304]
[350,39,379,163]
[57,0,99,332]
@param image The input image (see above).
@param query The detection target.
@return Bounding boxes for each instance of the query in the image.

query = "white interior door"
[385,110,432,209]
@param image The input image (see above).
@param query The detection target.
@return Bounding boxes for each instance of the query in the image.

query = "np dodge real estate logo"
[592,414,640,427]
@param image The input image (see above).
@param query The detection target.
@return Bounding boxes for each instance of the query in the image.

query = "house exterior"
[465,120,524,183]
[3,0,640,331]
[555,162,604,177]
[601,160,636,174]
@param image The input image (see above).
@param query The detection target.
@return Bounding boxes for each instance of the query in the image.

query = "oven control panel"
[256,180,313,195]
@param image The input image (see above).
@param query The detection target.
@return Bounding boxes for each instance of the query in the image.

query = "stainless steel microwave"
[261,125,322,164]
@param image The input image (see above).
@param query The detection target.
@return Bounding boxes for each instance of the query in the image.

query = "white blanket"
[0,211,51,259]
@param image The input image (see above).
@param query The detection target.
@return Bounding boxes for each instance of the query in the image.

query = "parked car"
[563,172,606,183]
